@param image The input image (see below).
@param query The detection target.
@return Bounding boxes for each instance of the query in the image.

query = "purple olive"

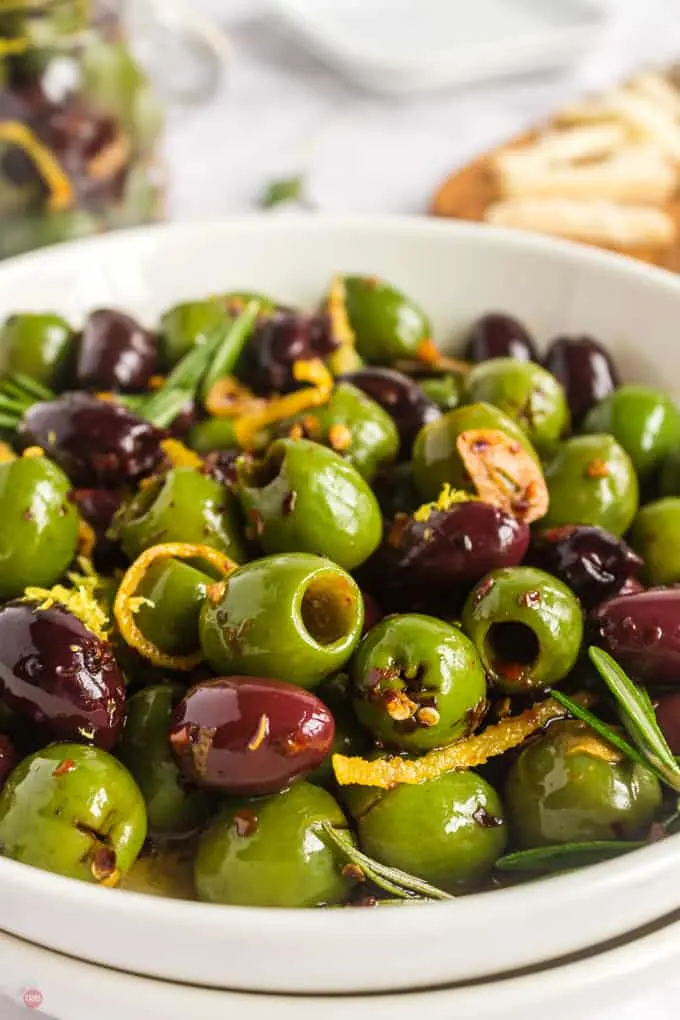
[463,313,538,364]
[0,601,126,750]
[361,591,384,635]
[543,336,620,426]
[20,393,166,487]
[339,367,440,457]
[69,488,124,570]
[529,525,643,609]
[654,692,680,754]
[0,735,17,788]
[236,311,338,395]
[590,589,680,685]
[75,309,158,393]
[169,676,335,795]
[358,499,529,614]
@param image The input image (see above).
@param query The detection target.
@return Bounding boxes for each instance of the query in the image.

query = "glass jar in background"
[0,0,165,259]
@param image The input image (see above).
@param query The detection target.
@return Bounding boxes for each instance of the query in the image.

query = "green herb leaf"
[259,175,304,209]
[200,300,260,402]
[9,373,54,401]
[495,841,645,874]
[588,647,680,790]
[319,821,453,902]
[549,689,647,767]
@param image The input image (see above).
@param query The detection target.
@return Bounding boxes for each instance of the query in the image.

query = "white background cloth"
[3,0,680,1015]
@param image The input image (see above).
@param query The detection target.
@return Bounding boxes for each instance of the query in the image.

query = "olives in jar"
[462,567,583,694]
[0,601,126,750]
[463,312,538,364]
[542,434,639,537]
[19,392,165,487]
[542,335,620,427]
[75,309,157,393]
[194,781,353,908]
[0,743,147,885]
[506,721,661,847]
[351,614,487,752]
[170,676,335,795]
[355,771,506,893]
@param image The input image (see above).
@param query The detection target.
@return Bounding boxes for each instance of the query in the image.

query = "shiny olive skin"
[20,393,165,487]
[0,735,16,788]
[0,454,79,599]
[356,771,506,893]
[412,402,537,501]
[338,368,440,458]
[542,434,639,537]
[0,312,74,388]
[629,499,680,587]
[159,298,228,369]
[118,685,212,837]
[590,589,680,686]
[464,358,569,455]
[542,335,620,427]
[75,309,157,392]
[134,557,213,656]
[351,614,487,752]
[283,383,399,481]
[529,525,643,610]
[118,466,248,565]
[0,743,147,884]
[506,721,661,847]
[0,601,126,750]
[236,438,382,571]
[170,676,335,795]
[236,310,336,395]
[200,553,364,690]
[308,673,371,788]
[583,385,680,481]
[654,693,680,755]
[462,567,583,694]
[660,447,680,497]
[341,275,431,364]
[463,312,538,364]
[194,781,352,908]
[361,499,530,614]
[70,487,123,570]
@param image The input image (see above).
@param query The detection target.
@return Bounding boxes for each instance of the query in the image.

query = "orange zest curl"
[0,121,73,212]
[114,543,238,671]
[456,428,549,525]
[205,376,265,419]
[332,696,586,788]
[415,337,471,375]
[77,519,96,560]
[159,439,203,470]
[234,359,333,450]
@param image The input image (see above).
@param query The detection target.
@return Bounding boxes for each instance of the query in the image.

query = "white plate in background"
[268,0,605,95]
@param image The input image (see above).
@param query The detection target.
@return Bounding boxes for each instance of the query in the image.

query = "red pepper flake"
[91,845,119,885]
[518,589,541,608]
[53,759,76,777]
[473,576,496,605]
[233,809,258,837]
[586,458,610,479]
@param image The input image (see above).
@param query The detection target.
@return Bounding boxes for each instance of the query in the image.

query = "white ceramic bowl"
[1,216,680,996]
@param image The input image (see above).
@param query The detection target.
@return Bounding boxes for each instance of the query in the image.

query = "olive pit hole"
[301,575,356,646]
[243,447,285,489]
[486,622,540,674]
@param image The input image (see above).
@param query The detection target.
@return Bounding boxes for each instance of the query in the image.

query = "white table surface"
[3,0,680,1015]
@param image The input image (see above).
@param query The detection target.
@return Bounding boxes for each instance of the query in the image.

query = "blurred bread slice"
[432,68,680,271]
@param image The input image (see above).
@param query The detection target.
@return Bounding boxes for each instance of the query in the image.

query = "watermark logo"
[22,987,44,1010]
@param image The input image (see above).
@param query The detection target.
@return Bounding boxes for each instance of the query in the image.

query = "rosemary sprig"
[319,821,453,902]
[200,300,260,401]
[495,841,645,874]
[550,689,648,768]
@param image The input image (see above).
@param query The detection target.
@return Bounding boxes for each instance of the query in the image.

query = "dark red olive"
[0,734,17,788]
[358,500,529,614]
[543,336,620,426]
[529,525,643,609]
[654,692,680,754]
[338,367,440,457]
[69,488,124,570]
[463,312,538,364]
[19,393,166,487]
[169,676,335,795]
[590,589,680,686]
[236,311,338,395]
[361,591,383,634]
[75,309,158,393]
[0,601,126,749]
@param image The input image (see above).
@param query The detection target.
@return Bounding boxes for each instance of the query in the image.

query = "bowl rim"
[1,213,680,950]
